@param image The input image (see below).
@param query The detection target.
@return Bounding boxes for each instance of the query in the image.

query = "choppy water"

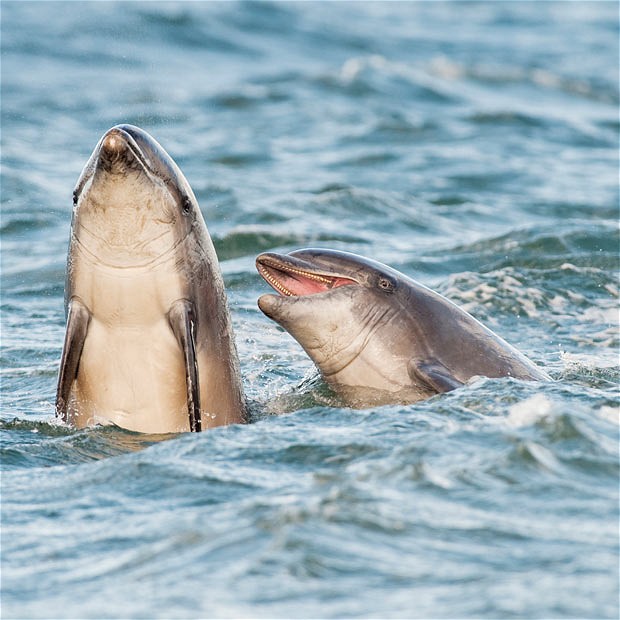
[1,2,619,618]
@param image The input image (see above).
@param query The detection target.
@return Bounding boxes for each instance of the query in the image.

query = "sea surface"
[1,2,619,618]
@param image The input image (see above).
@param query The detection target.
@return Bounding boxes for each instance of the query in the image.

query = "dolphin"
[56,124,246,433]
[256,249,549,406]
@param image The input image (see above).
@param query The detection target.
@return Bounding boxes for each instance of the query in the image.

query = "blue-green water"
[1,2,618,618]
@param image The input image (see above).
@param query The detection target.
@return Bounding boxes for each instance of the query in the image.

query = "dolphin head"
[71,125,201,267]
[256,249,414,391]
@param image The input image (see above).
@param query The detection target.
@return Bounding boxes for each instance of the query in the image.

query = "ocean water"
[1,2,618,618]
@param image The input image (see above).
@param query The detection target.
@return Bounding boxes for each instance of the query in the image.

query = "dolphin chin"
[56,125,246,434]
[257,293,281,319]
[256,249,550,406]
[97,128,138,172]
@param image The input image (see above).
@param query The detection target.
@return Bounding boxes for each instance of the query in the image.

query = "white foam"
[506,394,554,428]
[597,406,619,426]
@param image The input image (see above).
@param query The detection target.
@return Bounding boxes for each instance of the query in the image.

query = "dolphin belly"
[70,319,189,433]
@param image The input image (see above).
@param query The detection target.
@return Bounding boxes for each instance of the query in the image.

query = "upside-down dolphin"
[256,249,549,406]
[56,124,246,433]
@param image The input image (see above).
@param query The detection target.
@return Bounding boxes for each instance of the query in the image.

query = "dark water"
[1,2,618,618]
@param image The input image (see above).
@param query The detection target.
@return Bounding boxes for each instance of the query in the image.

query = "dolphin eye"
[378,277,395,293]
[181,196,192,216]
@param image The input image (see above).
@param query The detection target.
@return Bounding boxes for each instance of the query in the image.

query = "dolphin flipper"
[408,358,464,393]
[168,300,202,432]
[56,298,91,421]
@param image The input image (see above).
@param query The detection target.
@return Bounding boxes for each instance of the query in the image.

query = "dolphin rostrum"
[256,249,549,406]
[56,125,246,433]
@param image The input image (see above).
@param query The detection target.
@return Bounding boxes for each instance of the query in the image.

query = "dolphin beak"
[97,127,139,174]
[101,129,127,157]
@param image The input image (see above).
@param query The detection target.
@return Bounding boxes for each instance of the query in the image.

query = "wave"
[430,56,619,105]
[316,55,461,104]
[0,418,177,469]
[438,224,619,271]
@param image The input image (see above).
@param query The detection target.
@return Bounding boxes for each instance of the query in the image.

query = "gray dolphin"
[256,249,549,406]
[56,125,246,433]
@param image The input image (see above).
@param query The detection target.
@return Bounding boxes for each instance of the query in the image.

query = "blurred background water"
[1,2,618,618]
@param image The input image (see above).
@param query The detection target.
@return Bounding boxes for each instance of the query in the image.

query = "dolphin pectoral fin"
[56,298,91,421]
[408,358,464,393]
[167,300,202,433]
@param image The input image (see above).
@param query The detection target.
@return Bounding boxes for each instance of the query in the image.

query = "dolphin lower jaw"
[74,180,182,268]
[95,127,157,178]
[298,326,378,382]
[256,292,361,375]
[72,229,184,271]
[97,141,140,176]
[256,293,285,322]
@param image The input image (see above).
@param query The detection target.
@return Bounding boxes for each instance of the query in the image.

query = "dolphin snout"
[97,127,137,173]
[101,128,128,157]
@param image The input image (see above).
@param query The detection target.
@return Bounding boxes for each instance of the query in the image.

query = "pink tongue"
[280,273,355,296]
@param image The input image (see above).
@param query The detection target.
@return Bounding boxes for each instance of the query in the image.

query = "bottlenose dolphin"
[56,124,246,433]
[256,249,549,406]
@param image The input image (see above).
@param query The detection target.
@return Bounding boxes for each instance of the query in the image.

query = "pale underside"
[66,239,236,433]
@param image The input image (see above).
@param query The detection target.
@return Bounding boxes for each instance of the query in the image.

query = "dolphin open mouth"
[256,253,357,296]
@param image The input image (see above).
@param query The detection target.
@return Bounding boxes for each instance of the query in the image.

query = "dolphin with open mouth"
[56,125,246,433]
[257,248,549,406]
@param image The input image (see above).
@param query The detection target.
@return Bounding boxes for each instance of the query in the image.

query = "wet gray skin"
[56,125,246,433]
[257,249,550,406]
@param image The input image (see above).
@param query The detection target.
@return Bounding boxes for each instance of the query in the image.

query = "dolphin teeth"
[257,261,340,297]
[257,264,294,296]
[258,259,333,286]
[285,267,332,284]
